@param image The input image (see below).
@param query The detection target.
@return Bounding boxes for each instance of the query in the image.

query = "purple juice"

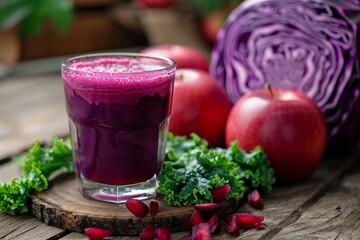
[61,55,175,192]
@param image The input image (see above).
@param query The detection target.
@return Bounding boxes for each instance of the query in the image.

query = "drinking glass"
[61,53,176,203]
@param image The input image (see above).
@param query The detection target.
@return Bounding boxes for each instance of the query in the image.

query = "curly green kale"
[0,138,73,215]
[158,133,275,206]
[214,142,275,194]
[20,138,74,178]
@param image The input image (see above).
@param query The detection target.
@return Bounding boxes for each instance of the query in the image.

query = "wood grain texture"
[59,232,186,240]
[59,233,88,240]
[29,174,240,236]
[0,74,69,162]
[210,155,358,240]
[0,213,67,240]
[273,161,360,240]
[0,162,22,182]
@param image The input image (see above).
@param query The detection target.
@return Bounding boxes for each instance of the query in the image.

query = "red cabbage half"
[210,0,360,152]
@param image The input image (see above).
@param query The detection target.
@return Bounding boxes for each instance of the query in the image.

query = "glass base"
[79,175,158,203]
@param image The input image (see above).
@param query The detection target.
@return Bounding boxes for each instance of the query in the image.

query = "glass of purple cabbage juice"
[61,53,176,203]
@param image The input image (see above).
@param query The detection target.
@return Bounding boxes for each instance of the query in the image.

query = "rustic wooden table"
[0,68,359,240]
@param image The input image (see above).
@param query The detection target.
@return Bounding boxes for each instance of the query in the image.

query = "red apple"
[140,44,209,72]
[226,86,327,182]
[135,0,175,8]
[170,69,231,148]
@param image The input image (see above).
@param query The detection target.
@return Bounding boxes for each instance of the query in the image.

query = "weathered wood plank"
[111,231,186,240]
[227,155,359,239]
[59,230,186,239]
[0,214,40,239]
[0,213,67,240]
[0,75,50,96]
[0,161,21,182]
[5,222,67,240]
[60,233,138,239]
[59,233,86,240]
[0,75,61,104]
[245,155,357,239]
[0,162,68,240]
[0,74,69,161]
[272,160,360,240]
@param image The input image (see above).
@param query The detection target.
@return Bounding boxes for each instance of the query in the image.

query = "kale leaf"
[0,138,73,215]
[158,133,275,206]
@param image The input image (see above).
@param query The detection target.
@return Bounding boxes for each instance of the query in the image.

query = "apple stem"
[265,83,274,99]
[177,74,184,81]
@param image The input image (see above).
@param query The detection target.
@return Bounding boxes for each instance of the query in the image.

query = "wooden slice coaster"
[29,174,241,235]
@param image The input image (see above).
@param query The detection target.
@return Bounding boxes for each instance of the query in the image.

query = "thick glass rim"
[61,52,176,75]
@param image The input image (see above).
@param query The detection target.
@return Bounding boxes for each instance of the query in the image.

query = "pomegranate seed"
[155,227,171,240]
[225,214,235,223]
[235,213,264,229]
[84,227,113,240]
[125,198,149,217]
[192,223,211,240]
[187,211,204,231]
[248,189,263,209]
[224,216,239,236]
[211,184,230,202]
[140,226,156,240]
[150,201,159,217]
[195,203,221,211]
[207,214,221,234]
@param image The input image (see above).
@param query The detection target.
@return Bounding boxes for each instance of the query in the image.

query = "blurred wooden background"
[20,0,148,60]
[19,0,210,60]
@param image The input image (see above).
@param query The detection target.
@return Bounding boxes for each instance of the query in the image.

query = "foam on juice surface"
[62,58,175,105]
